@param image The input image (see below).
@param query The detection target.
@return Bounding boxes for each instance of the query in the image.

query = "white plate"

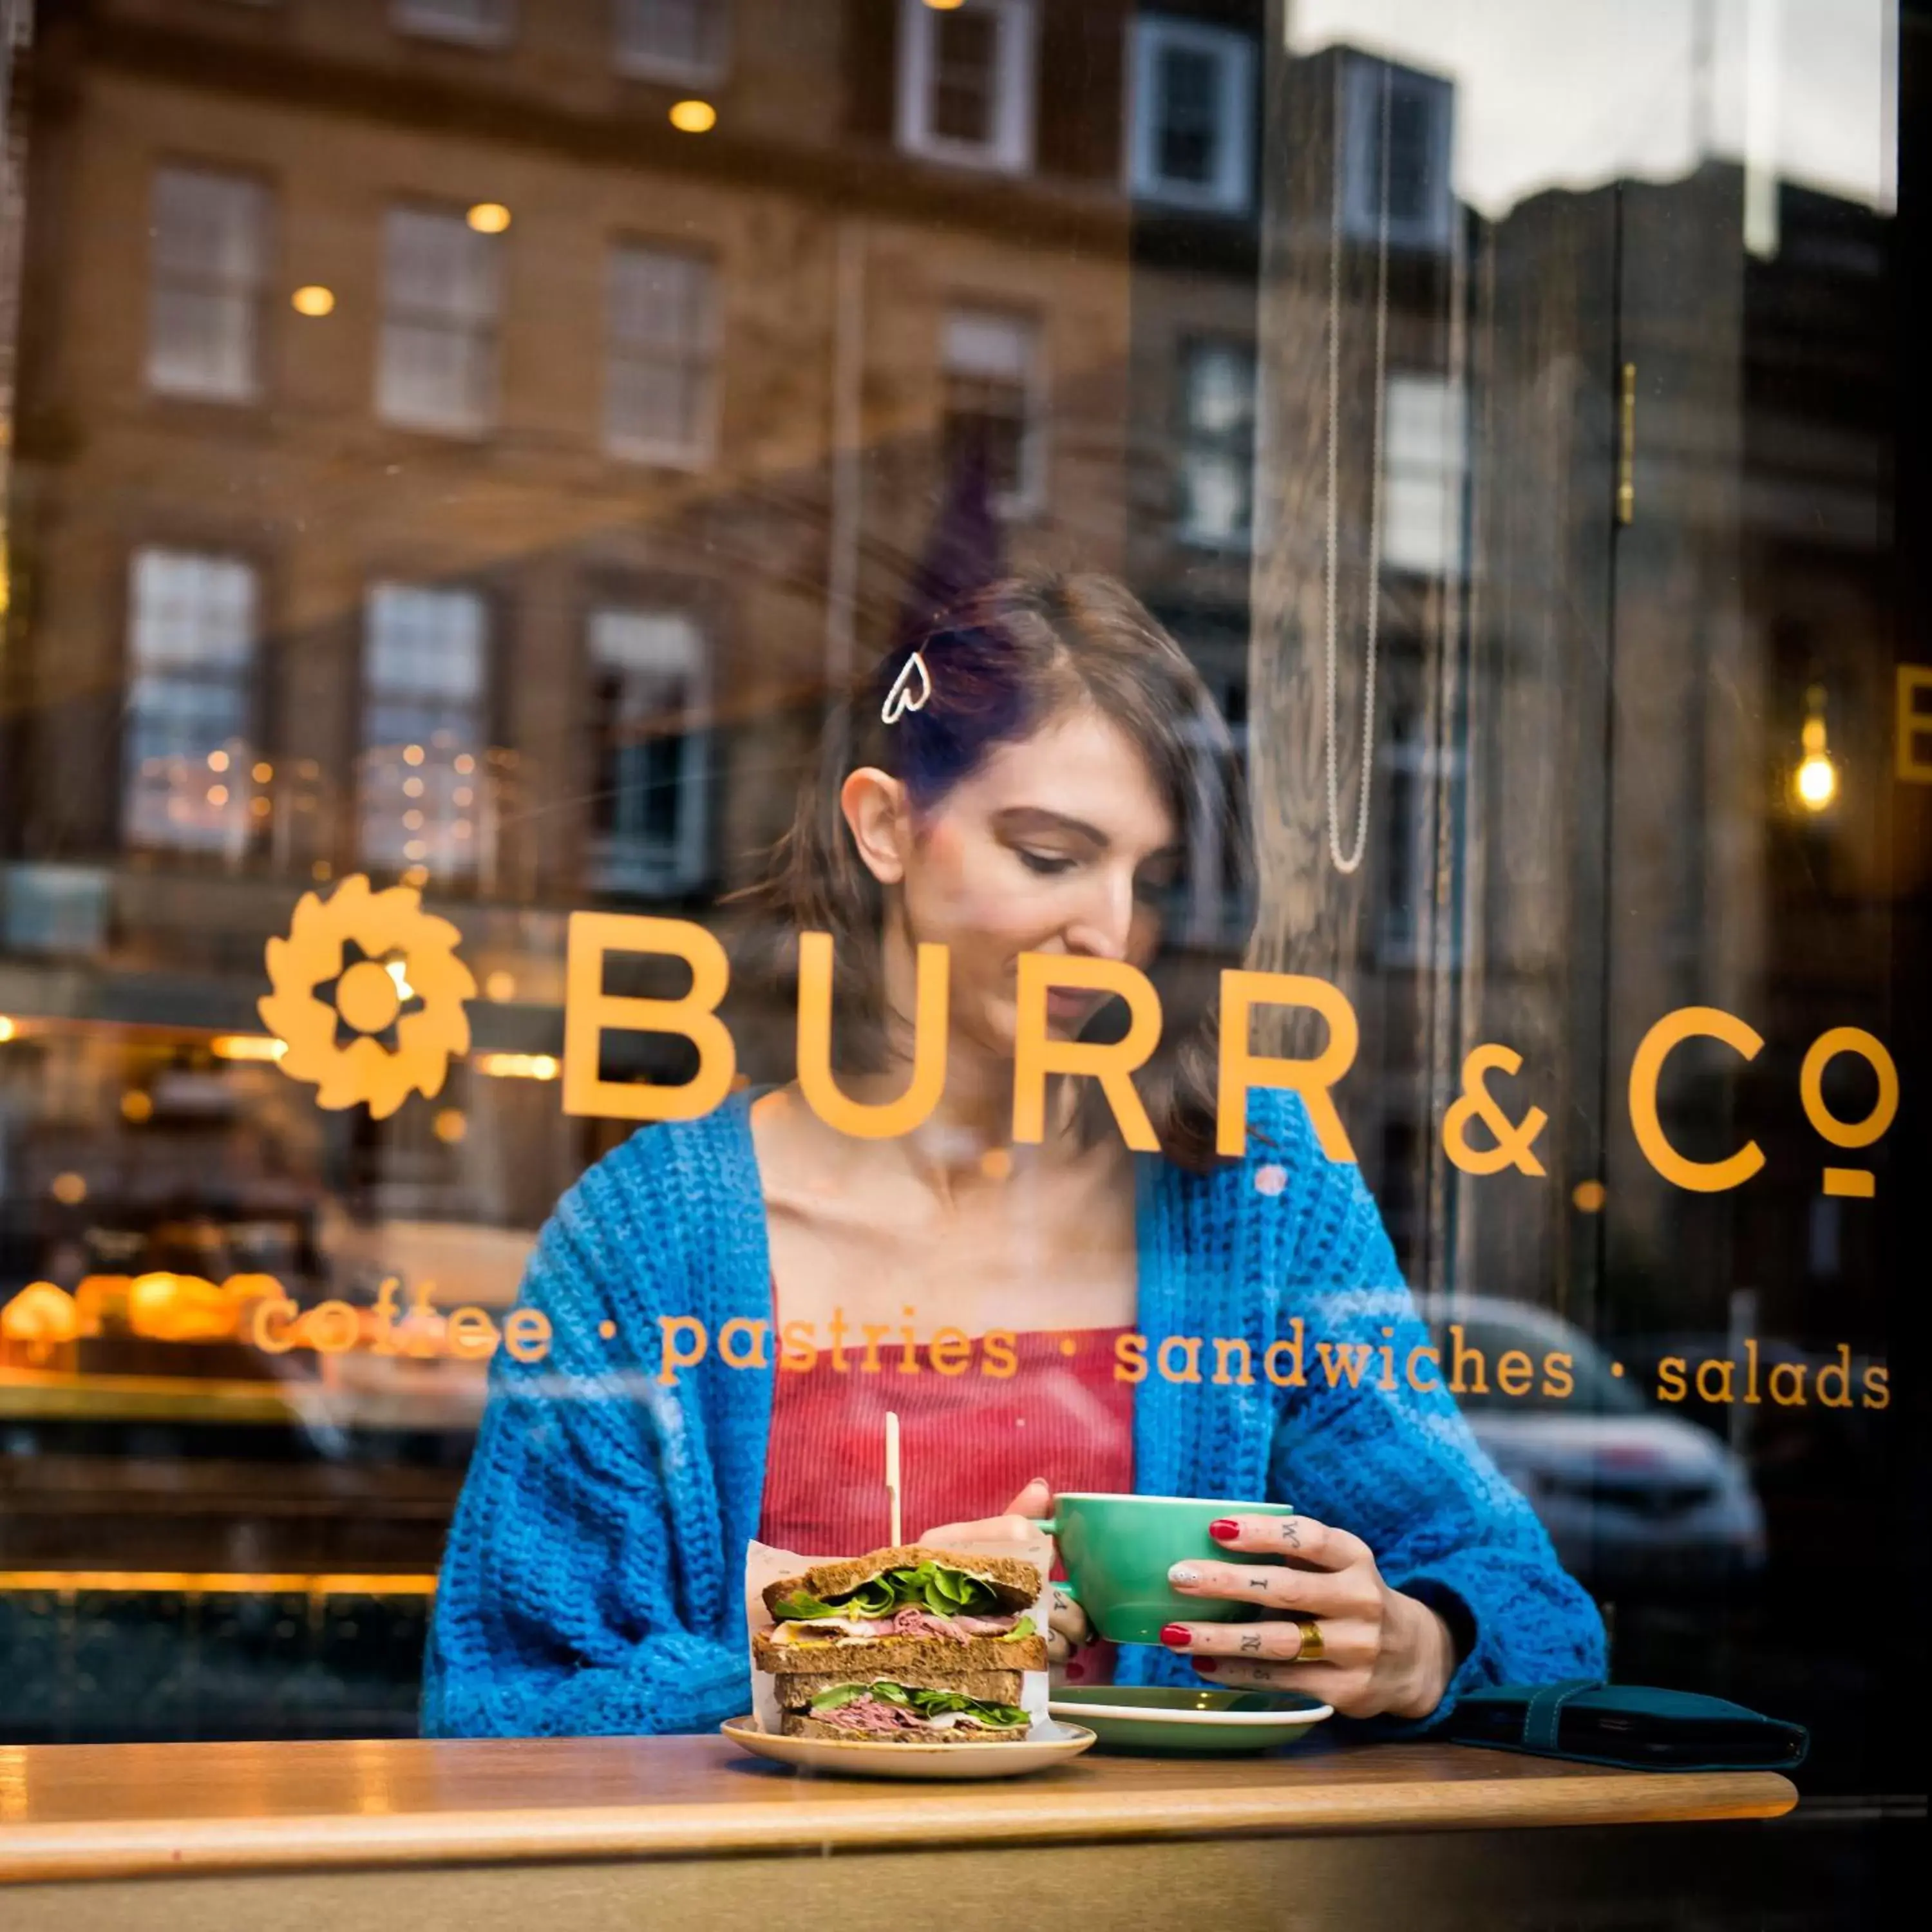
[720,1716,1097,1780]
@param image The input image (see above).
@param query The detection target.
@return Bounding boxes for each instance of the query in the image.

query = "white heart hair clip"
[880,649,933,724]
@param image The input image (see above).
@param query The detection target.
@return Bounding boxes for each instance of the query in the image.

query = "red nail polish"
[1195,1657,1218,1673]
[1159,1623,1191,1649]
[1208,1518,1240,1542]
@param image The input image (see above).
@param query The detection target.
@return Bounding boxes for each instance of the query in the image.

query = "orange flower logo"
[259,875,476,1118]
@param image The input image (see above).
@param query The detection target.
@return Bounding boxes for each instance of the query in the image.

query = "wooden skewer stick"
[885,1410,902,1546]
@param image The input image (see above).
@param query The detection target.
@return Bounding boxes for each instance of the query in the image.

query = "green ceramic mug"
[1032,1493,1298,1645]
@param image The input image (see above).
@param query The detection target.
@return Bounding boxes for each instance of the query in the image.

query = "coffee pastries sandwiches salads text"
[755,1544,1046,1743]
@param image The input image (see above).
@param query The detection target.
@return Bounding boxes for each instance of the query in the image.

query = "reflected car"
[1412,1296,1766,1595]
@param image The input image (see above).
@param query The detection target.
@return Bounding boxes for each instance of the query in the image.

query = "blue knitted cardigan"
[422,1088,1604,1738]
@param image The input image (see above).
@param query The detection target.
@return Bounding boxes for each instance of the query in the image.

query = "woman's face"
[889,706,1182,1060]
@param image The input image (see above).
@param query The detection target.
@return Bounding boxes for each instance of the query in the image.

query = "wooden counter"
[0,1732,1802,1932]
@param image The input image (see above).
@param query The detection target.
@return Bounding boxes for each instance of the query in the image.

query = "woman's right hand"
[920,1477,1094,1665]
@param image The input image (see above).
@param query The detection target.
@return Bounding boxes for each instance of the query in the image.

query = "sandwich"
[756,1544,1045,1744]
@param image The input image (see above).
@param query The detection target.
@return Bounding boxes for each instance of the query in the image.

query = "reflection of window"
[1378,708,1463,968]
[392,1,513,45]
[942,307,1041,516]
[1129,17,1255,214]
[361,583,488,876]
[1341,58,1452,252]
[378,207,500,435]
[897,0,1037,175]
[586,609,711,895]
[123,548,258,853]
[615,0,728,81]
[1383,374,1466,576]
[1177,337,1255,548]
[147,167,268,403]
[606,243,718,464]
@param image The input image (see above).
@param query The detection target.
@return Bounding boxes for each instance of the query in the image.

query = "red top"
[757,1327,1135,1683]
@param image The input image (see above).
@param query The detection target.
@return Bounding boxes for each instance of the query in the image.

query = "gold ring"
[1294,1618,1325,1662]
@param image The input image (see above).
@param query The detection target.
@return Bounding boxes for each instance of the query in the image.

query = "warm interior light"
[484,971,516,1002]
[121,1090,155,1124]
[924,1,967,10]
[50,1172,88,1206]
[1794,685,1837,812]
[0,1016,15,1043]
[475,1052,560,1081]
[466,202,512,234]
[1795,754,1837,810]
[291,285,336,317]
[212,1034,288,1063]
[434,1108,468,1144]
[0,1282,80,1349]
[0,1569,440,1598]
[669,99,718,133]
[385,958,417,1003]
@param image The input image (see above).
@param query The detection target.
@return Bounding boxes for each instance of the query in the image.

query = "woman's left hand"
[1159,1513,1458,1721]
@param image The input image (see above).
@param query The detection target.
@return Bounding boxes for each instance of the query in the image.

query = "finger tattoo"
[1280,1520,1303,1549]
[1240,1629,1263,1653]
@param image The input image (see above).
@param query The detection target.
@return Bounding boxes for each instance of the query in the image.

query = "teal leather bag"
[1443,1680,1808,1772]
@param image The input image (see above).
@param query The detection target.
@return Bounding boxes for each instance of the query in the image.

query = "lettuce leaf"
[771,1587,840,1622]
[773,1561,1007,1621]
[806,1680,1027,1727]
[1000,1616,1036,1641]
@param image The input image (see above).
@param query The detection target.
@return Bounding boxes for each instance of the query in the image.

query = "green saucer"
[1047,1685,1333,1754]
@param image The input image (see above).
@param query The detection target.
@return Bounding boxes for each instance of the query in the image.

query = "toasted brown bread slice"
[771,1669,1025,1710]
[780,1712,1030,1745]
[754,1630,1047,1675]
[761,1544,1041,1620]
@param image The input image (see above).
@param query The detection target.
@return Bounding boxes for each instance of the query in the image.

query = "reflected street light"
[1794,685,1837,813]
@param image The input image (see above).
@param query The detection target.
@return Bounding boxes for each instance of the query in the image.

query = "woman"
[423,574,1603,1738]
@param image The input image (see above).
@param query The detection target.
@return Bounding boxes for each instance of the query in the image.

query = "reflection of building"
[0,0,1266,1739]
[0,0,1163,1225]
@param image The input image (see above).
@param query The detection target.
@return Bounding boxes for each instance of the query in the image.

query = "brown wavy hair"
[737,573,1250,1170]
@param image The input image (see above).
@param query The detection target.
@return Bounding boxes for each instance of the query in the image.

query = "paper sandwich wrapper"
[744,1527,1057,1735]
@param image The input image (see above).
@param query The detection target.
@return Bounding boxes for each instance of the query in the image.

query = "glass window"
[941,306,1039,515]
[585,609,710,895]
[359,582,488,882]
[896,0,1036,175]
[0,0,1915,1875]
[1341,56,1453,251]
[1176,336,1255,548]
[392,0,513,46]
[605,242,718,464]
[121,547,258,855]
[1129,17,1255,214]
[146,166,268,402]
[377,206,500,435]
[1382,372,1466,577]
[614,0,728,82]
